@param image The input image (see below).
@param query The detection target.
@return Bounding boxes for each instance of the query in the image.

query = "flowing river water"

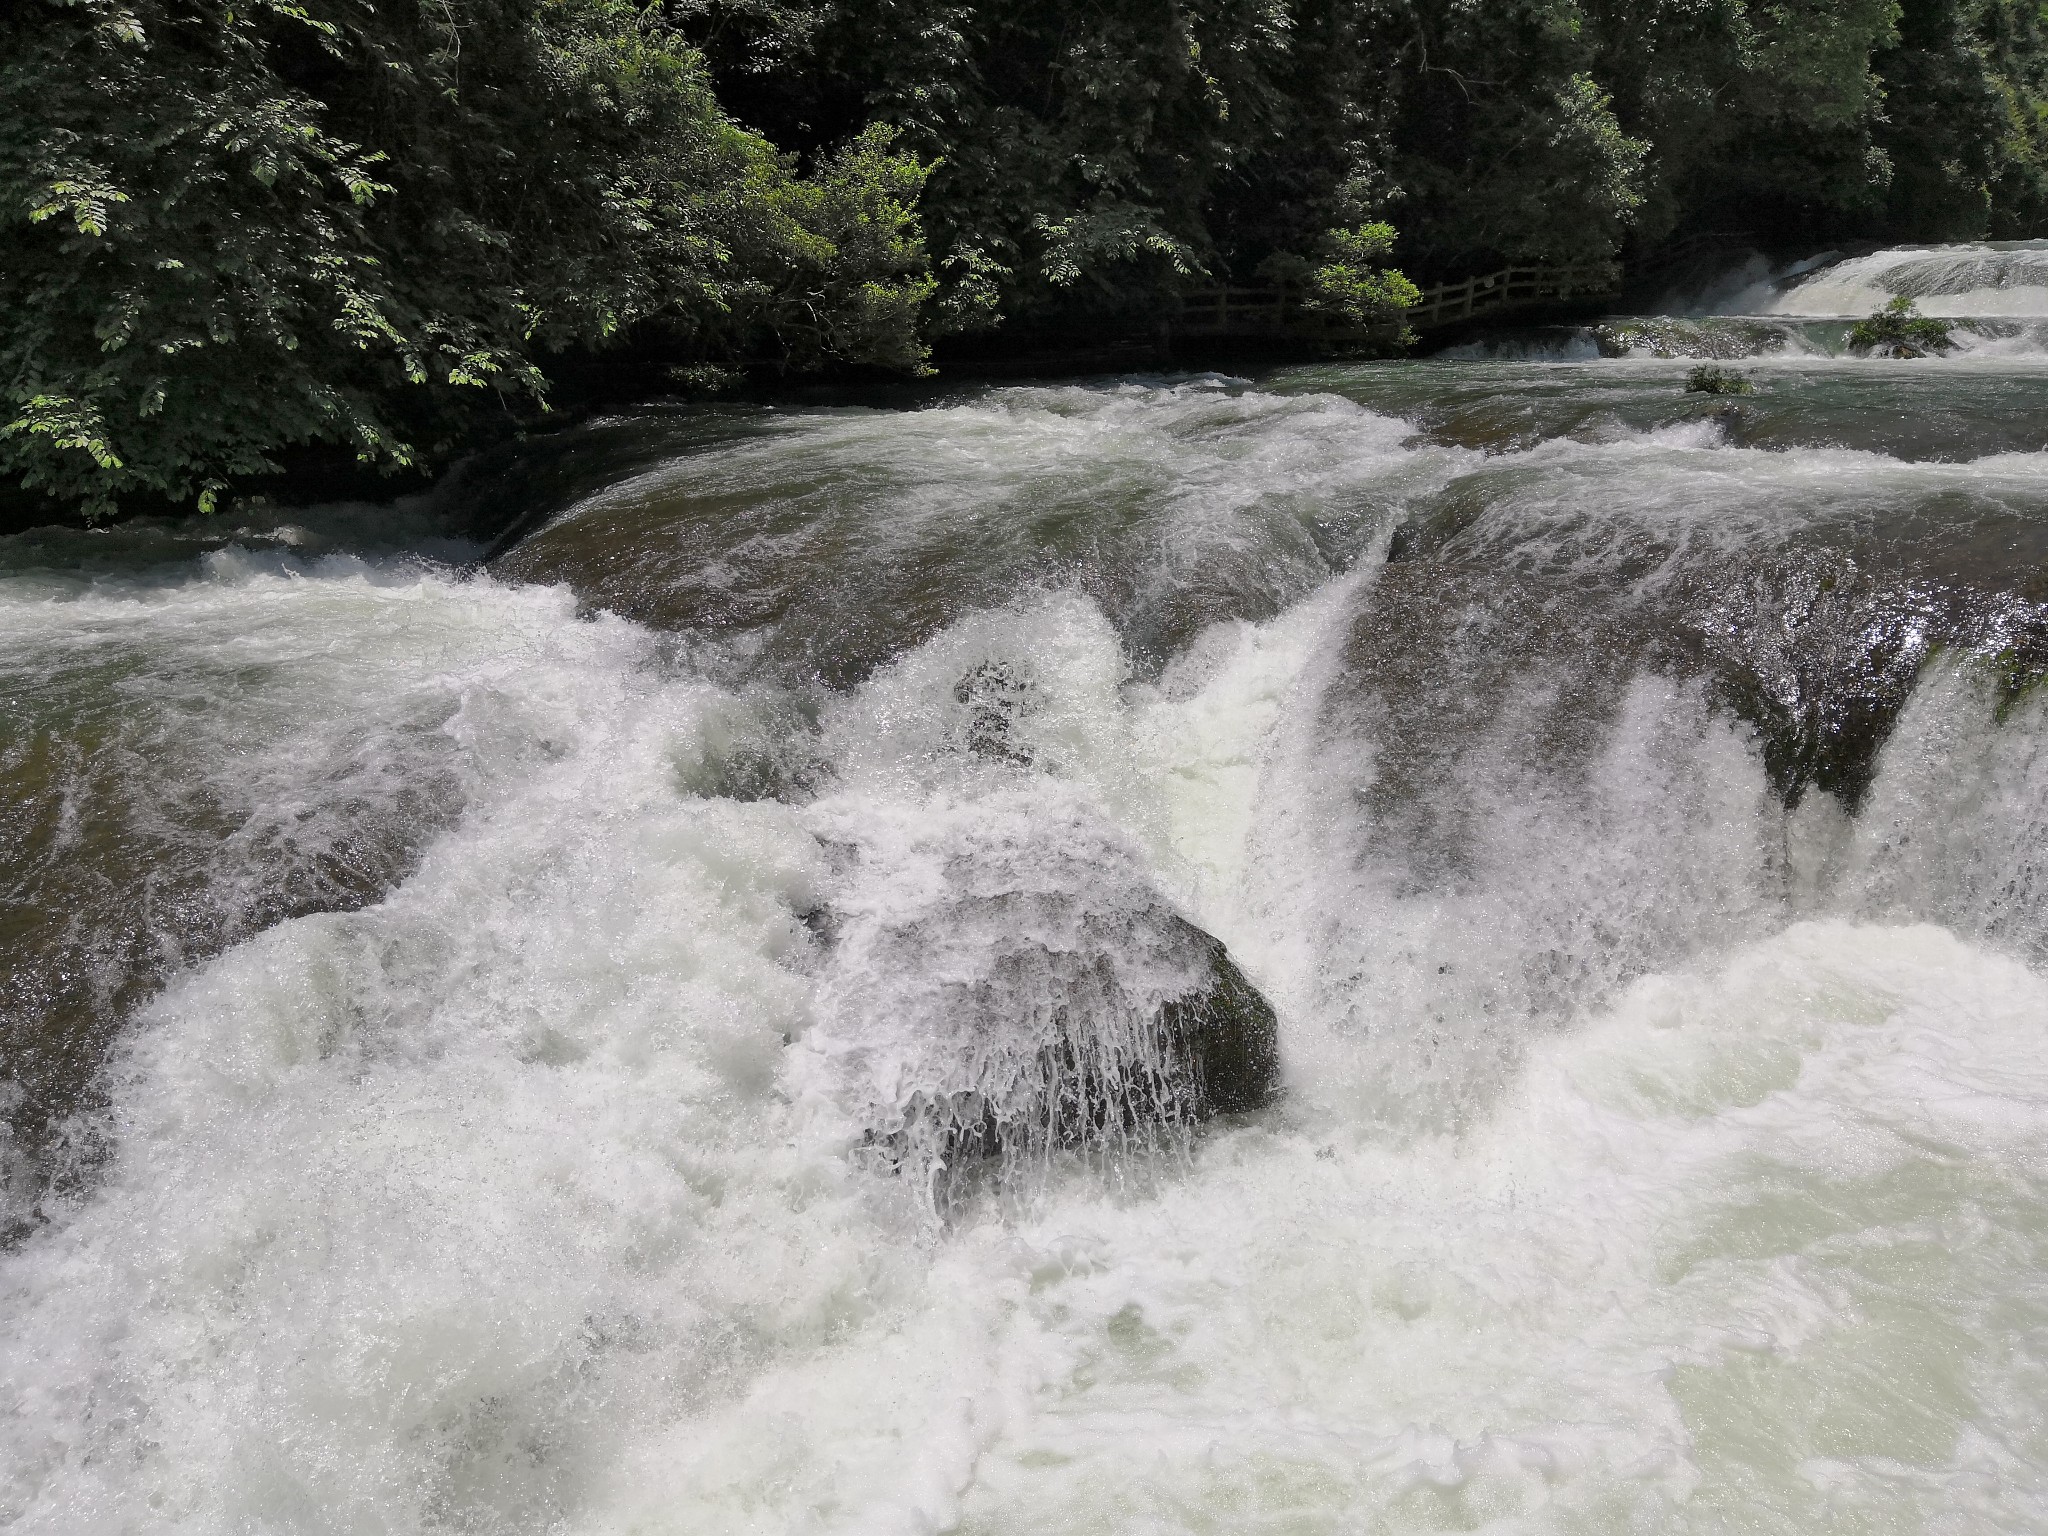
[3,245,2048,1533]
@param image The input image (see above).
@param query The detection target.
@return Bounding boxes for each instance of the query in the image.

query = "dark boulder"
[1158,926,1282,1117]
[799,797,1280,1202]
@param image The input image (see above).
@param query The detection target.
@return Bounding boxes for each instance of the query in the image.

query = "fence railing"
[1402,263,1619,329]
[1177,262,1621,338]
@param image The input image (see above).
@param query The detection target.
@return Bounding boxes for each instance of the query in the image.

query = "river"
[3,244,2046,1533]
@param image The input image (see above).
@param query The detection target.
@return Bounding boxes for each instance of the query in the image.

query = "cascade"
[2,248,2046,1534]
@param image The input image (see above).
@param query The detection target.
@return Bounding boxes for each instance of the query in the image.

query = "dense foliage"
[6,0,2048,517]
[1,0,931,516]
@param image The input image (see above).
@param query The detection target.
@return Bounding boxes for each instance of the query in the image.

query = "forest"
[5,0,2048,520]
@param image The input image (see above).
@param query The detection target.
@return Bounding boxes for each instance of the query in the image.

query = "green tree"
[1374,3,1648,274]
[1874,0,2048,239]
[681,0,1369,327]
[1847,292,1958,352]
[1584,0,1901,246]
[1303,222,1423,333]
[1,0,932,519]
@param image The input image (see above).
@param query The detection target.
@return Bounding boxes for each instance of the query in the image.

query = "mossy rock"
[1990,641,2048,723]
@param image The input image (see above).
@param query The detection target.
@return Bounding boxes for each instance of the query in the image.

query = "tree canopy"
[6,0,2046,519]
[2,0,932,517]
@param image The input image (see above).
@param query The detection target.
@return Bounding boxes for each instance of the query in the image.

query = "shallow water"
[3,260,2048,1533]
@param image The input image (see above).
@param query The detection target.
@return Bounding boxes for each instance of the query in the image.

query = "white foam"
[1837,653,2048,961]
[5,377,2048,1535]
[1731,242,2048,318]
[0,564,887,1533]
[588,923,2048,1535]
[1418,434,2048,588]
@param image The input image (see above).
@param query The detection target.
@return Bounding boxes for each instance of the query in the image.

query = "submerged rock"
[952,660,1036,764]
[1382,483,2048,812]
[1594,317,1791,361]
[798,796,1279,1202]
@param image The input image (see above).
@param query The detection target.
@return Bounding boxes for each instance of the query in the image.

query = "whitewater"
[2,246,2047,1534]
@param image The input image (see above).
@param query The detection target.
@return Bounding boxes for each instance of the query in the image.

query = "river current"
[3,246,2048,1533]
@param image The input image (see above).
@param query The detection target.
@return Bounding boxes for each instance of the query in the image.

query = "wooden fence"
[1177,261,1621,339]
[1402,263,1619,329]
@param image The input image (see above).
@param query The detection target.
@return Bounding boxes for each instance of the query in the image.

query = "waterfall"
[3,270,2047,1533]
[1716,240,2048,318]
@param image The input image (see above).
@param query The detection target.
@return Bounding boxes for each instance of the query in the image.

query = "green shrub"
[1685,364,1757,395]
[1847,295,1957,357]
[1302,223,1423,337]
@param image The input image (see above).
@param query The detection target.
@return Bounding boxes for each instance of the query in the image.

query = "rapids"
[1734,241,2048,320]
[2,248,2047,1533]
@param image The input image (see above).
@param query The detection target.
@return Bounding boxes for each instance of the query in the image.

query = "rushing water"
[3,248,2048,1533]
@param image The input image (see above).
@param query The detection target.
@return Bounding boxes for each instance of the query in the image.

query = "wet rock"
[1381,479,2048,811]
[953,660,1035,764]
[1156,925,1282,1116]
[1593,318,1792,361]
[799,798,1279,1201]
[1297,470,2048,1117]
